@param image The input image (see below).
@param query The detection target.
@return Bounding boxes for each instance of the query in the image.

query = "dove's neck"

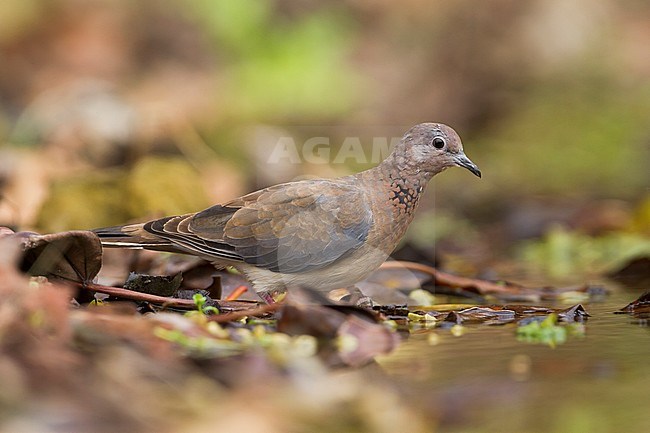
[372,153,435,194]
[349,158,432,253]
[360,157,434,218]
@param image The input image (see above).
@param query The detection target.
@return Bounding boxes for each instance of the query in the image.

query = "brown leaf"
[124,272,182,297]
[20,230,103,284]
[556,304,590,322]
[337,314,400,367]
[617,291,650,314]
[500,305,554,315]
[278,302,398,367]
[443,306,516,325]
[277,303,347,339]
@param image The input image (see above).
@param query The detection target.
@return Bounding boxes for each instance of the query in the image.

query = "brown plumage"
[94,123,480,296]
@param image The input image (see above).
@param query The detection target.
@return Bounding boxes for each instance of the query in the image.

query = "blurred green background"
[0,0,648,277]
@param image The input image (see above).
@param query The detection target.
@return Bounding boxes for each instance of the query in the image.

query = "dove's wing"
[134,180,373,274]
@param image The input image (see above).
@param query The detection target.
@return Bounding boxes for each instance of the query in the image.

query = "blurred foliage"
[519,225,650,279]
[516,314,584,348]
[35,172,129,232]
[631,194,650,235]
[126,156,209,217]
[475,76,650,197]
[187,0,358,119]
[0,0,43,43]
[406,209,479,248]
[37,157,208,231]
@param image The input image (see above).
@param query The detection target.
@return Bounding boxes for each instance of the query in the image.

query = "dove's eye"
[432,137,446,149]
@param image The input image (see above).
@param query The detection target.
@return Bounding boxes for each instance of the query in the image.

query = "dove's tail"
[93,224,169,249]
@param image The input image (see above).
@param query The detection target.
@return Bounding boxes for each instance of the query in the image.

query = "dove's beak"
[454,153,481,178]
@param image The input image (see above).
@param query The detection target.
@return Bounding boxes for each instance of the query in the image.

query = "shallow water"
[377,286,650,433]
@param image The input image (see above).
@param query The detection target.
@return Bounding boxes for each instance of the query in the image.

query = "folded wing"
[139,180,373,274]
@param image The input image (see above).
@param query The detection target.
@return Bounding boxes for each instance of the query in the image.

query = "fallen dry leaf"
[19,230,103,284]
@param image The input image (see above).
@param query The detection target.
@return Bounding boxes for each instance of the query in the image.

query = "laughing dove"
[94,123,480,298]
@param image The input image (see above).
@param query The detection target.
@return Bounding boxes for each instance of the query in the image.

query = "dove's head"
[394,123,481,178]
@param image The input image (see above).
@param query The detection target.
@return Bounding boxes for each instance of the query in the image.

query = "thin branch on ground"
[379,261,526,295]
[76,281,198,309]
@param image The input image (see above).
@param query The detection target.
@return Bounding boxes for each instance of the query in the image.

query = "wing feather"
[186,180,373,273]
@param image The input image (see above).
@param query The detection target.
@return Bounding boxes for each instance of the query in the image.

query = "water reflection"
[376,289,650,432]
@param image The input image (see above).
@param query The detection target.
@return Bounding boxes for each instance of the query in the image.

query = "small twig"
[76,281,277,319]
[77,281,198,308]
[379,261,526,295]
[225,285,248,301]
